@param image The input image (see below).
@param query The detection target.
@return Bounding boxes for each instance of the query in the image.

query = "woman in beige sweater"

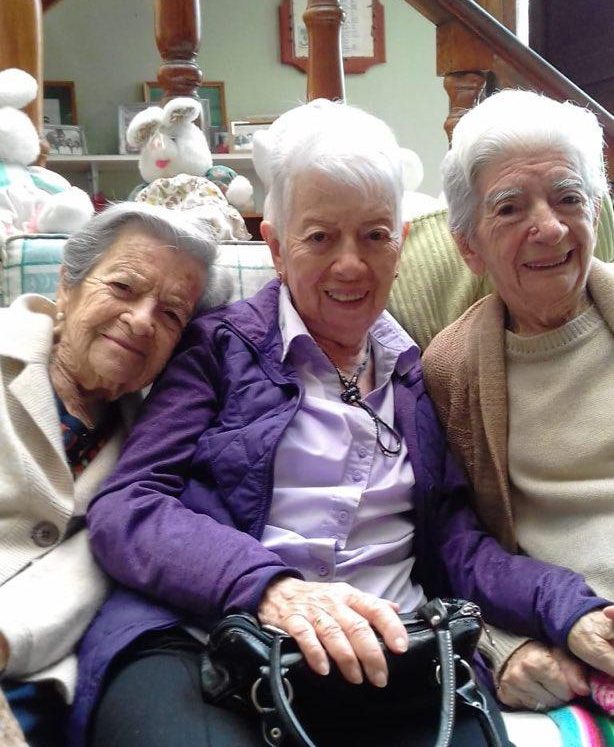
[423,89,614,714]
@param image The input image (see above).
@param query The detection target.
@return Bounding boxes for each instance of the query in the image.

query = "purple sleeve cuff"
[558,597,612,648]
[225,567,304,616]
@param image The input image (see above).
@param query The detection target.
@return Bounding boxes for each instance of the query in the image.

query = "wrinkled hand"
[568,606,614,677]
[497,641,589,710]
[258,577,408,687]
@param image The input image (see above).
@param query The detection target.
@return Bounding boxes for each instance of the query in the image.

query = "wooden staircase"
[3,0,613,176]
[302,0,613,173]
[403,0,614,167]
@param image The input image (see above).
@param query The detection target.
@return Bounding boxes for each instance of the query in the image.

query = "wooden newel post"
[0,0,43,134]
[437,21,493,144]
[304,0,345,102]
[154,0,203,103]
[442,71,487,144]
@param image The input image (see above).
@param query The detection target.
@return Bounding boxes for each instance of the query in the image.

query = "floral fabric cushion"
[135,174,251,241]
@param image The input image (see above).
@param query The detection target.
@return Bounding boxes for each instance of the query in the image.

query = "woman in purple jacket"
[74,101,607,747]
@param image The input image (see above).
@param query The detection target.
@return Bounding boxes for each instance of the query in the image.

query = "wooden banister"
[405,0,614,167]
[304,0,345,102]
[154,0,203,102]
[0,0,43,134]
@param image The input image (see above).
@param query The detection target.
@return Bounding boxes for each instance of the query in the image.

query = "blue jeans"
[3,679,68,747]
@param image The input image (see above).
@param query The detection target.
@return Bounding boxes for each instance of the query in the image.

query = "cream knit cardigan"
[0,294,140,701]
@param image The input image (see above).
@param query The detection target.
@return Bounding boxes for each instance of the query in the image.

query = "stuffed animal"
[399,147,444,220]
[0,68,94,242]
[126,98,254,240]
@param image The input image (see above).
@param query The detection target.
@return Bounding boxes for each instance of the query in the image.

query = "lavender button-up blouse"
[260,287,425,613]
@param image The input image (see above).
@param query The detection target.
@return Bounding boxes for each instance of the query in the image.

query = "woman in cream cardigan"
[0,202,227,746]
[423,89,614,714]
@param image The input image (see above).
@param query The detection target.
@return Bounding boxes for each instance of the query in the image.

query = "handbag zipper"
[457,602,495,647]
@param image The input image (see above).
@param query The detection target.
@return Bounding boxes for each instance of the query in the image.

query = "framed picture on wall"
[43,81,78,125]
[229,118,276,154]
[142,81,227,131]
[43,125,87,155]
[278,0,385,74]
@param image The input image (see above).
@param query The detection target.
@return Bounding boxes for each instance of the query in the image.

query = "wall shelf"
[47,153,255,172]
[47,153,257,193]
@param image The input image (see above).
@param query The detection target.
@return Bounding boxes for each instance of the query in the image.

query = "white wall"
[43,0,449,196]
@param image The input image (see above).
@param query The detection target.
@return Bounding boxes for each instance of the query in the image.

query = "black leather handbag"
[200,598,504,747]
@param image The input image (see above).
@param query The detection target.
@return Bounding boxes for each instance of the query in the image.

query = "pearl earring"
[56,311,65,321]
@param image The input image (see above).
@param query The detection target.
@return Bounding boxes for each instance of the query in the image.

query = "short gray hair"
[62,202,232,310]
[442,89,609,239]
[253,99,405,238]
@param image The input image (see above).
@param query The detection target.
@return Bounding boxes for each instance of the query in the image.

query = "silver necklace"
[332,339,402,457]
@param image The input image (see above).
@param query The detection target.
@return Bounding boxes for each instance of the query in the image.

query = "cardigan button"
[31,521,60,548]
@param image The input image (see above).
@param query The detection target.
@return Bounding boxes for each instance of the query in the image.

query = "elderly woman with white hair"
[71,100,609,747]
[0,202,226,747]
[423,89,614,716]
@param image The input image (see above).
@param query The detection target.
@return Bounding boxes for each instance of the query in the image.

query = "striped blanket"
[549,705,614,747]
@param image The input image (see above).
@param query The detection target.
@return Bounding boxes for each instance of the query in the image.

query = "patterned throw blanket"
[549,705,614,747]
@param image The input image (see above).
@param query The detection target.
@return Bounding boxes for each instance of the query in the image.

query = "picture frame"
[229,118,276,154]
[43,125,87,155]
[142,81,228,130]
[43,81,78,125]
[278,0,385,74]
[118,103,150,155]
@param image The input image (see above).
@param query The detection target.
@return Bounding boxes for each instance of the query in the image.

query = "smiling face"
[459,150,600,335]
[263,171,406,351]
[55,226,206,400]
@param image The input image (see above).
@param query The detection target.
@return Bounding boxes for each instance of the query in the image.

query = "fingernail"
[317,660,330,676]
[373,671,388,688]
[350,667,363,685]
[395,637,408,652]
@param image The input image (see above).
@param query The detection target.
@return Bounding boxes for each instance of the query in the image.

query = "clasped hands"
[497,605,614,711]
[258,577,408,688]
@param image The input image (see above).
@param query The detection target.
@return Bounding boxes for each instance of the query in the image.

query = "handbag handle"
[265,599,461,747]
[420,599,457,747]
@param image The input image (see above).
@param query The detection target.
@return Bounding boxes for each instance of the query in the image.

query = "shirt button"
[352,471,362,482]
[31,521,60,548]
[358,448,369,459]
[339,511,348,523]
[318,565,329,577]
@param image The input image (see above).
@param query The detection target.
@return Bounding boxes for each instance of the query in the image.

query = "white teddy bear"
[0,68,93,242]
[127,98,254,240]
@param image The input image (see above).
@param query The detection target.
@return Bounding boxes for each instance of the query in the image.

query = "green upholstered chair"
[389,192,614,350]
